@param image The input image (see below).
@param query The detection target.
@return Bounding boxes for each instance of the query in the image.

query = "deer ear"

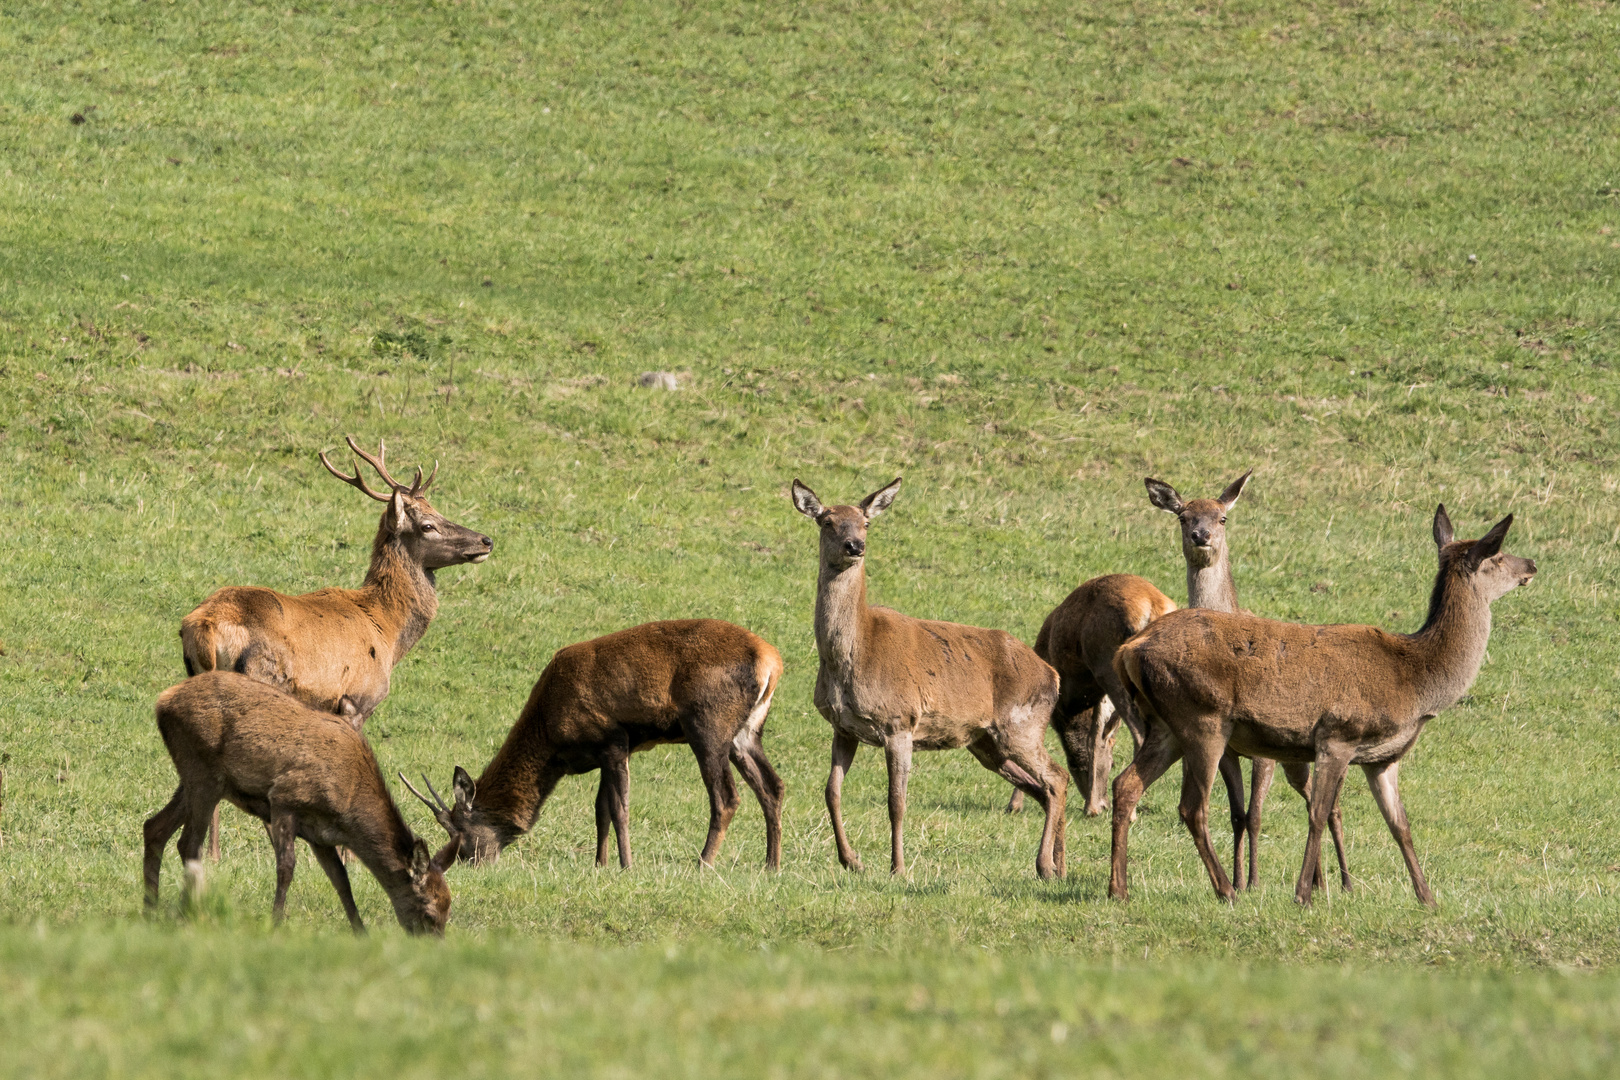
[1218,469,1253,511]
[791,479,824,520]
[1144,478,1184,514]
[1466,514,1513,569]
[859,477,903,520]
[391,489,409,532]
[1433,504,1454,549]
[410,838,434,881]
[452,765,476,811]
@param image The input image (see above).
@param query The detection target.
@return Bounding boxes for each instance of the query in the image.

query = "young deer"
[411,620,785,871]
[1109,506,1535,906]
[1006,471,1347,892]
[792,478,1068,880]
[180,436,492,858]
[142,671,451,934]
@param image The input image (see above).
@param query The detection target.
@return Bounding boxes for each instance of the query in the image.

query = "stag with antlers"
[179,435,492,858]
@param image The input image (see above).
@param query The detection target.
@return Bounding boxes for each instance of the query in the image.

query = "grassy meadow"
[3,0,1620,1074]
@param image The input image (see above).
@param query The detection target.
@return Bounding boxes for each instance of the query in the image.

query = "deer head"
[791,477,903,571]
[388,837,451,935]
[403,767,502,866]
[320,436,493,570]
[1144,469,1251,570]
[1432,505,1536,603]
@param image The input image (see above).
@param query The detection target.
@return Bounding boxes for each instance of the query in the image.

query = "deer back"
[1035,573,1175,686]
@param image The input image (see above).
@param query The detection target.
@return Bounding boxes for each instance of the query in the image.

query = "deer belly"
[1227,722,1315,763]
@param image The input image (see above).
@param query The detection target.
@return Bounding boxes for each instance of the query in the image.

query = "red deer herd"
[143,438,1536,934]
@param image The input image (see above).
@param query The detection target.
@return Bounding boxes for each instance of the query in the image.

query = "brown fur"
[792,478,1067,880]
[179,437,491,859]
[142,671,450,934]
[419,620,785,871]
[1108,506,1535,906]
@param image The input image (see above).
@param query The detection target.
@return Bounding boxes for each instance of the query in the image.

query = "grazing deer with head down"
[143,671,451,935]
[180,436,492,858]
[791,478,1068,879]
[411,619,784,871]
[1109,505,1535,906]
[1006,470,1348,893]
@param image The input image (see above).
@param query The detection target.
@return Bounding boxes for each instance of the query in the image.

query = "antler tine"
[410,460,439,496]
[399,771,452,824]
[320,448,393,502]
[420,772,454,814]
[345,434,408,492]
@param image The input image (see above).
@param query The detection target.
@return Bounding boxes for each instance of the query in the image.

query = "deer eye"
[1220,516,1227,525]
[421,522,438,532]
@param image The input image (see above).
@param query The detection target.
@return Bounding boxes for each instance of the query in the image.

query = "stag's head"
[392,837,452,936]
[1145,469,1252,570]
[403,767,504,867]
[1432,505,1536,603]
[320,436,493,571]
[791,477,903,571]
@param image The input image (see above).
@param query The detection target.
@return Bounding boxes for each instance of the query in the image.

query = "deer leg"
[1295,748,1353,906]
[599,744,633,870]
[694,736,741,869]
[1246,757,1276,891]
[269,807,298,925]
[206,805,223,863]
[1058,698,1113,817]
[175,798,214,913]
[1282,761,1350,891]
[143,787,187,910]
[972,736,1067,880]
[593,774,613,867]
[310,842,367,934]
[1363,761,1434,907]
[1217,750,1247,890]
[1109,726,1183,901]
[730,737,784,871]
[884,730,913,876]
[1182,739,1237,903]
[825,732,863,872]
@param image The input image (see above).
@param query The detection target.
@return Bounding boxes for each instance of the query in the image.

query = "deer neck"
[1186,545,1240,614]
[348,800,419,901]
[469,703,555,847]
[360,538,439,662]
[814,559,869,678]
[1407,570,1494,714]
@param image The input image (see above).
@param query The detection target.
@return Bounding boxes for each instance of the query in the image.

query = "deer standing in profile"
[142,671,451,934]
[791,478,1068,879]
[1006,471,1349,892]
[1109,505,1535,906]
[411,619,785,871]
[180,436,492,858]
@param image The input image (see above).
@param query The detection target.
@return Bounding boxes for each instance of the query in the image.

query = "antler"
[343,435,411,491]
[321,436,439,499]
[411,460,438,496]
[399,771,455,832]
[320,444,393,502]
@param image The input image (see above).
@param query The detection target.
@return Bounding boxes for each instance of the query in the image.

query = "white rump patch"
[733,682,777,753]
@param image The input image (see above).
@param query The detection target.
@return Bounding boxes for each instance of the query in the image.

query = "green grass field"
[3,0,1619,1074]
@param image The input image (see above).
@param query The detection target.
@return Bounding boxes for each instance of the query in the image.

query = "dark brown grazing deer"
[410,619,785,871]
[1109,505,1535,906]
[1006,471,1349,893]
[180,436,492,858]
[791,478,1068,880]
[142,671,451,935]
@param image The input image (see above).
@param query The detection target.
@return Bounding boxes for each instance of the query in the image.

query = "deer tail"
[1112,640,1160,730]
[179,615,217,676]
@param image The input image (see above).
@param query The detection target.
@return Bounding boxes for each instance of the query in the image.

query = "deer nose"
[1190,529,1212,547]
[478,534,493,550]
[843,538,865,558]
